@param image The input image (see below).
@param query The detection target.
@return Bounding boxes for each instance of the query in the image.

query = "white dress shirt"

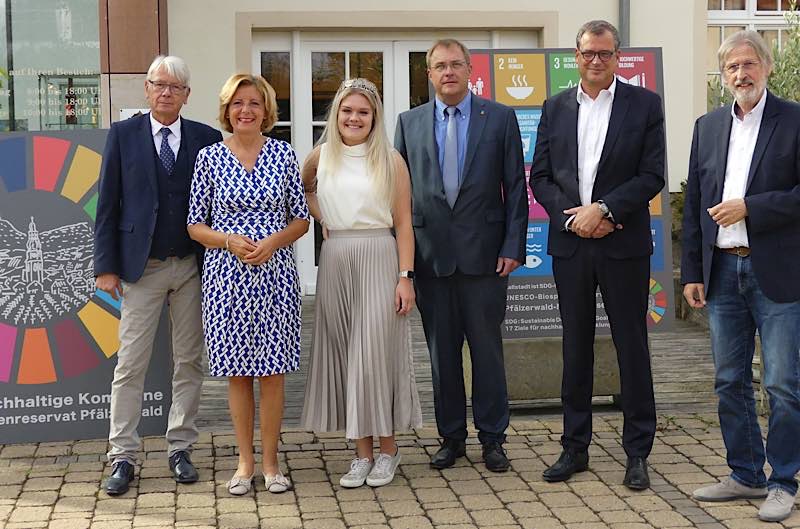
[577,77,616,207]
[716,90,767,249]
[150,113,182,159]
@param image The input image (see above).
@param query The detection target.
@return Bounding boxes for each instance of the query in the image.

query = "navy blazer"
[394,96,528,278]
[681,91,800,303]
[93,113,222,283]
[529,81,665,259]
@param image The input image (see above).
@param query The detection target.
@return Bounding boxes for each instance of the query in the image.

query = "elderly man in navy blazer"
[682,30,800,523]
[530,20,665,490]
[93,55,221,495]
[395,38,528,473]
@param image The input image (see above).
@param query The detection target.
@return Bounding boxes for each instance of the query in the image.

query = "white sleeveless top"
[316,142,393,230]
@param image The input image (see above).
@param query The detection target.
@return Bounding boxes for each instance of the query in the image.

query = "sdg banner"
[0,130,172,444]
[469,48,674,338]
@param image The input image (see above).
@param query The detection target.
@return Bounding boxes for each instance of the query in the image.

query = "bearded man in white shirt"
[681,30,800,523]
[530,19,665,490]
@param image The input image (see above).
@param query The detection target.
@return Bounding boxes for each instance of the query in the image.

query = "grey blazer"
[394,96,528,278]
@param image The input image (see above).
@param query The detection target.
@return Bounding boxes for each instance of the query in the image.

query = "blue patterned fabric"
[188,139,310,377]
[159,127,175,174]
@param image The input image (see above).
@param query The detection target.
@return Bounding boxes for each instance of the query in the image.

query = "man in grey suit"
[395,38,528,472]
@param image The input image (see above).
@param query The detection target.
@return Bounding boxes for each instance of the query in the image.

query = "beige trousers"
[106,256,204,464]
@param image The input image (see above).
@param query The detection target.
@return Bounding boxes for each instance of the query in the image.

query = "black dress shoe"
[105,460,134,496]
[623,456,650,490]
[482,442,510,472]
[542,449,589,482]
[430,439,466,469]
[169,450,199,483]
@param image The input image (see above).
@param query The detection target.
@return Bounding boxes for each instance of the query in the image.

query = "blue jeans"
[707,250,800,495]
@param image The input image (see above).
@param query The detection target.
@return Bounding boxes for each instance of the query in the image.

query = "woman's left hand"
[243,236,277,266]
[395,278,415,315]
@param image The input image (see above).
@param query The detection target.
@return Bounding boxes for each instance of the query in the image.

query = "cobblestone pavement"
[2,413,799,529]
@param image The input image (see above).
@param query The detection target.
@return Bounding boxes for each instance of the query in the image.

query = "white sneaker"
[366,450,401,487]
[692,477,768,502]
[758,488,796,522]
[339,458,372,488]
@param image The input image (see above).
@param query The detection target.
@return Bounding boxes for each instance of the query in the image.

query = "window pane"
[409,51,429,109]
[781,0,791,10]
[708,0,722,9]
[349,52,383,99]
[266,125,291,143]
[724,0,746,9]
[0,0,100,131]
[312,52,344,121]
[758,29,779,50]
[707,27,722,72]
[724,25,746,38]
[757,0,778,9]
[261,52,290,122]
[313,125,325,145]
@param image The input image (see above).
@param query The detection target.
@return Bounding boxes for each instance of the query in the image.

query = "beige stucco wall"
[167,0,705,191]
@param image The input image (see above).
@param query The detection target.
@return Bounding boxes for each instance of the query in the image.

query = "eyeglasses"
[147,80,188,93]
[578,50,616,63]
[724,61,760,74]
[431,60,468,73]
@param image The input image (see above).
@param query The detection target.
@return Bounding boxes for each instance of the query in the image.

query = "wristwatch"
[399,270,415,279]
[596,200,611,218]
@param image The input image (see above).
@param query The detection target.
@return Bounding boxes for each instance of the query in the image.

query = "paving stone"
[447,480,493,496]
[259,517,303,529]
[624,494,672,512]
[217,512,259,529]
[298,495,339,513]
[597,509,645,524]
[416,487,457,504]
[53,496,96,512]
[375,486,415,502]
[427,507,472,524]
[519,518,567,529]
[294,481,335,497]
[48,518,92,529]
[6,522,49,529]
[640,509,693,527]
[486,476,528,492]
[216,496,257,513]
[440,467,482,481]
[497,490,538,503]
[470,508,517,526]
[9,505,53,522]
[60,482,101,496]
[336,487,375,501]
[339,499,381,513]
[136,492,175,509]
[291,468,328,483]
[90,521,133,529]
[343,510,387,525]
[1,445,38,458]
[95,499,136,515]
[303,519,347,529]
[552,506,601,523]
[24,477,64,491]
[459,493,503,510]
[506,501,550,518]
[18,490,60,506]
[175,507,216,521]
[388,516,434,529]
[137,478,176,493]
[380,499,424,517]
[539,491,585,508]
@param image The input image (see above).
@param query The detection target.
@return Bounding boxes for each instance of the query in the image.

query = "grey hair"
[426,38,471,67]
[147,55,191,86]
[576,20,621,51]
[718,30,773,74]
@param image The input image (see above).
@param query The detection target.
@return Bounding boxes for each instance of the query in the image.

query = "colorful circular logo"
[0,135,120,385]
[647,277,668,326]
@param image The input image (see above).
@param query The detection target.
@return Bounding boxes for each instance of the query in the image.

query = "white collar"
[731,89,767,122]
[577,76,617,104]
[149,113,182,138]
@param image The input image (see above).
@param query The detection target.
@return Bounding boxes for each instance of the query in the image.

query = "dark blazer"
[529,81,665,259]
[681,91,800,303]
[93,113,222,283]
[394,96,528,278]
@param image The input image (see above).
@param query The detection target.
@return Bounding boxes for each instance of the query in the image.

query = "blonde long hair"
[318,78,395,208]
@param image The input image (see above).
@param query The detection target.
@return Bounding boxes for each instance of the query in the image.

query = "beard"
[726,77,765,110]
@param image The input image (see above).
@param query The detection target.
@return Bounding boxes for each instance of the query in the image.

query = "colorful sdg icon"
[0,135,120,385]
[647,277,668,326]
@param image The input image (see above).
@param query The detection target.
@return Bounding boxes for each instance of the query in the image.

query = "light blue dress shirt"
[434,91,471,182]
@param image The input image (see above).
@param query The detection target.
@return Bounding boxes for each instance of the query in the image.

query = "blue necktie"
[443,106,459,208]
[159,128,175,174]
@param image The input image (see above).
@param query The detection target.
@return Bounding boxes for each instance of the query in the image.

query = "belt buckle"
[734,247,749,257]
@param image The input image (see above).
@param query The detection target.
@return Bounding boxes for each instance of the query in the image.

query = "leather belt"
[717,246,750,257]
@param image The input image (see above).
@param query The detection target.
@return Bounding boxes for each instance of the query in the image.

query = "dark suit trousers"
[552,240,656,458]
[415,272,509,444]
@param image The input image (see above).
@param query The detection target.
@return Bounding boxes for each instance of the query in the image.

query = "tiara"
[340,78,380,96]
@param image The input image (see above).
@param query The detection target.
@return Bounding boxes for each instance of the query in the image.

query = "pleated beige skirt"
[300,228,423,439]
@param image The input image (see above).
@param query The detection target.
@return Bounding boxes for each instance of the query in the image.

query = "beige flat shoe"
[263,471,292,493]
[227,473,255,495]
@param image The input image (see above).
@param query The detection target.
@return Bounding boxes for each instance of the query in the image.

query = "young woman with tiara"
[300,78,422,488]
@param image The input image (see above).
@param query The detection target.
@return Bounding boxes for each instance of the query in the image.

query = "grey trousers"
[106,256,204,464]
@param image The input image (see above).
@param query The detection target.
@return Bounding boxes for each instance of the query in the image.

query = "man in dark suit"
[94,55,221,495]
[682,30,800,523]
[395,38,527,473]
[530,20,665,489]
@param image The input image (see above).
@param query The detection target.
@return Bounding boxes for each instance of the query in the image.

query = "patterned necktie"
[443,106,459,208]
[159,127,175,174]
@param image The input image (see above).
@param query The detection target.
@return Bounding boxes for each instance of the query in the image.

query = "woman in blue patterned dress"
[187,74,309,495]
